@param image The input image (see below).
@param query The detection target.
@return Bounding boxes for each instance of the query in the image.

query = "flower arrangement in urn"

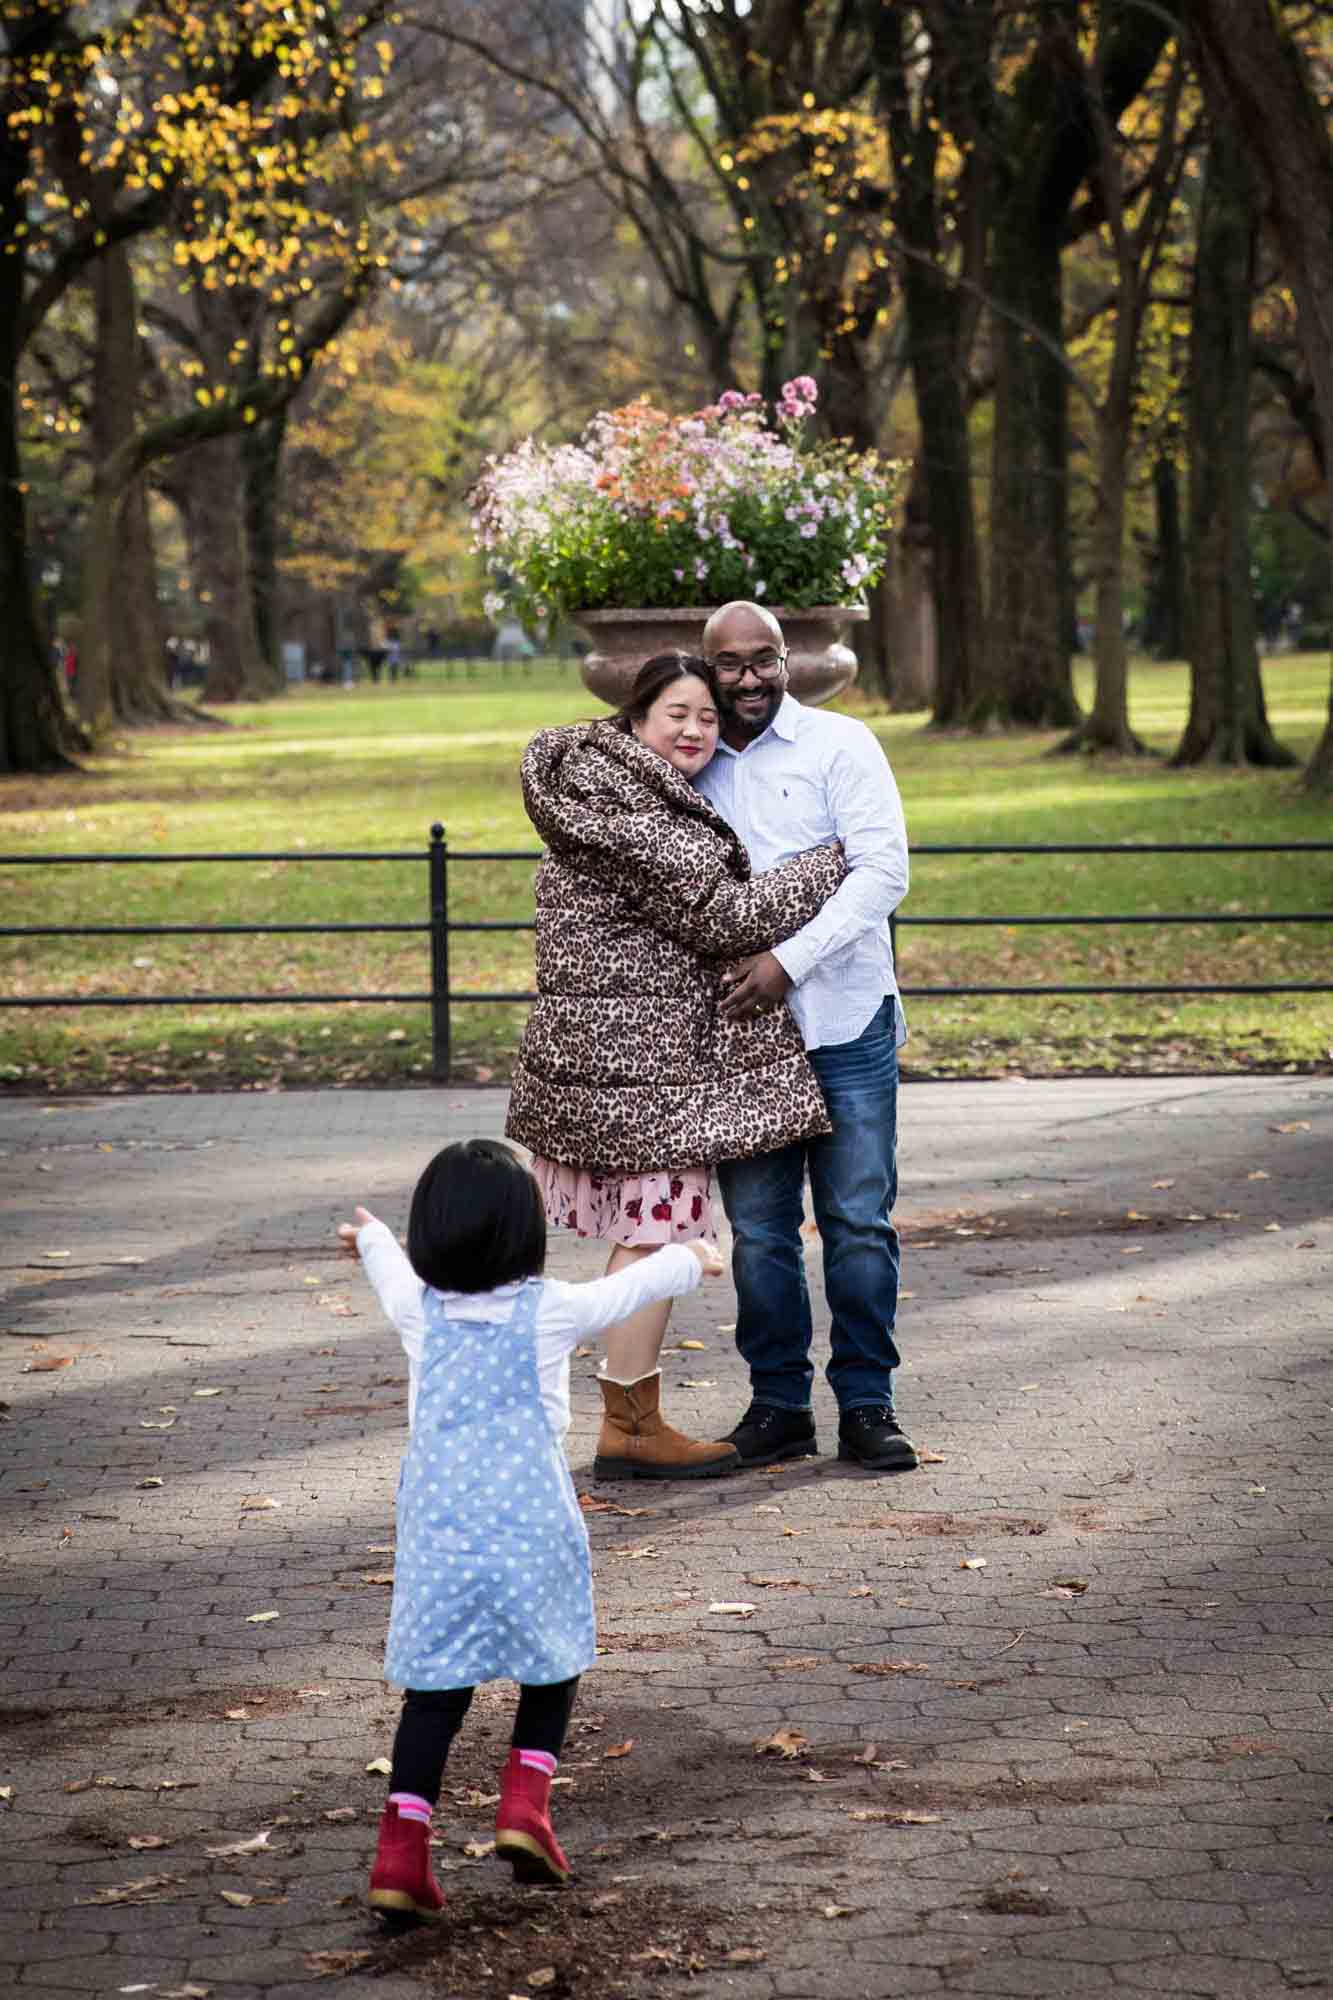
[471,378,904,633]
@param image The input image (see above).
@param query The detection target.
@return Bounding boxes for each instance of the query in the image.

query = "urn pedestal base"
[575,605,866,708]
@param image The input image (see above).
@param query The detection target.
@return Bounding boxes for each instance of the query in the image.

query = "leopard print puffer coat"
[505,719,845,1178]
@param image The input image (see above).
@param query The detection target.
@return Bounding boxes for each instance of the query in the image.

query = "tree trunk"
[0,118,86,772]
[975,3,1174,731]
[873,0,985,727]
[243,408,288,673]
[851,577,894,703]
[1143,455,1185,658]
[76,243,182,730]
[901,257,984,728]
[1171,133,1296,769]
[976,147,1080,728]
[977,206,1081,728]
[182,434,279,703]
[1057,405,1149,754]
[1178,0,1333,788]
[884,523,937,712]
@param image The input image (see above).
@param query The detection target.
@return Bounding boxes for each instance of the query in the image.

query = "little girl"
[337,1136,721,1920]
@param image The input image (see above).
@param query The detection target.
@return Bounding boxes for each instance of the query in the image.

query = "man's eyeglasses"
[708,647,787,680]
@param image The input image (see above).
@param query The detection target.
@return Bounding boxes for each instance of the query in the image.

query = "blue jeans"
[716,998,901,1415]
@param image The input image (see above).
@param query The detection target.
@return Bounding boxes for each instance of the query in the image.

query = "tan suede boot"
[593,1371,742,1480]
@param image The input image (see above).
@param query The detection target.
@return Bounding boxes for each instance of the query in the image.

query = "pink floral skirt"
[531,1156,714,1247]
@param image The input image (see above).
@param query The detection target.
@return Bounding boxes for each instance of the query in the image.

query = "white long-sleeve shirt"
[354,1218,702,1440]
[694,692,909,1050]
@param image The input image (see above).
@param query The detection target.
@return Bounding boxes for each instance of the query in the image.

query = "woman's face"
[632,673,720,775]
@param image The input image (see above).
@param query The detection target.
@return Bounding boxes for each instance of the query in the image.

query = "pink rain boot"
[495,1749,571,1885]
[367,1801,445,1919]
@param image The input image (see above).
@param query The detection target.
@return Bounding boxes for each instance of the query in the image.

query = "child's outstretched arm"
[542,1239,721,1355]
[335,1207,425,1382]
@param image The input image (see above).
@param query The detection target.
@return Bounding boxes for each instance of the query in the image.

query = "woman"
[506,653,845,1480]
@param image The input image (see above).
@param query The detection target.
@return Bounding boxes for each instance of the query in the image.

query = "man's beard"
[722,683,783,738]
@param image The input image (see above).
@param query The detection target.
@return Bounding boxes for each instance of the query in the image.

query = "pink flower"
[784,376,818,403]
[718,389,747,412]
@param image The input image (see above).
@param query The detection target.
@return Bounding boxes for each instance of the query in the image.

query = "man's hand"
[720,951,792,1019]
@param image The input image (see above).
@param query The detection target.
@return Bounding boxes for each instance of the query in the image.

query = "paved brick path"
[2,1077,1330,2000]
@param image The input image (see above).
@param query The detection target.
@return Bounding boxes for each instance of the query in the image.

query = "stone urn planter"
[575,604,867,709]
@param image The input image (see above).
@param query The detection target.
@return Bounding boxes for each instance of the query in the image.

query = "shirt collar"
[714,689,801,758]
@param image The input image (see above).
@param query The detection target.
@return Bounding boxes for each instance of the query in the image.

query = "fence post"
[429,823,450,1081]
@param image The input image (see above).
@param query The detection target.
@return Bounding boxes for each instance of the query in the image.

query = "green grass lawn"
[2,653,1330,1092]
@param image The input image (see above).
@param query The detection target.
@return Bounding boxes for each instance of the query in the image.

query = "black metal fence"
[4,827,1332,1078]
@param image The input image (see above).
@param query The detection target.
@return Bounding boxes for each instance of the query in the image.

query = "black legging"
[389,1677,579,1804]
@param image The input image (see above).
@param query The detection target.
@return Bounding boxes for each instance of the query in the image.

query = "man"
[694,600,917,1473]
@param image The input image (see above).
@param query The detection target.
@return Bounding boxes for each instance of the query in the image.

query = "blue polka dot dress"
[384,1278,596,1690]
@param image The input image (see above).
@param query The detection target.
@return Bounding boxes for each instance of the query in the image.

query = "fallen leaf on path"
[192,1388,224,1399]
[849,1808,942,1825]
[681,1378,717,1389]
[754,1727,808,1759]
[139,1419,175,1430]
[917,1449,948,1464]
[1247,1170,1270,1181]
[959,1557,987,1570]
[604,1740,635,1759]
[203,1831,274,1857]
[1151,1178,1175,1189]
[747,1575,805,1590]
[219,1889,254,1907]
[850,1660,930,1678]
[848,1586,873,1598]
[304,1951,372,1978]
[527,1971,557,1991]
[24,1356,73,1372]
[240,1495,279,1511]
[137,1478,164,1489]
[850,1744,878,1765]
[1051,1575,1090,1592]
[726,1948,767,1965]
[158,1987,212,1999]
[462,1838,495,1858]
[1269,1122,1310,1134]
[708,1601,757,1616]
[322,1807,358,1823]
[677,1339,707,1351]
[820,1903,854,1919]
[365,1757,392,1776]
[244,1611,279,1624]
[127,1834,170,1850]
[360,1573,394,1586]
[78,1874,183,1905]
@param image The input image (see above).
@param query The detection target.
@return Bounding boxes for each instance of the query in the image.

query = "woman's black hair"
[407,1138,547,1293]
[611,651,720,733]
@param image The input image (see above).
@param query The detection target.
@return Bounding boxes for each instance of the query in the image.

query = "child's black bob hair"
[407,1138,546,1293]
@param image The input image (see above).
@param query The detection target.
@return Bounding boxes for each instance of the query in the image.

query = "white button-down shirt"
[694,693,908,1051]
